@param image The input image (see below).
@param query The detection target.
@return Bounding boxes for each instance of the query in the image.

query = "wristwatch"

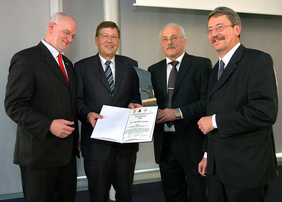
[175,108,181,120]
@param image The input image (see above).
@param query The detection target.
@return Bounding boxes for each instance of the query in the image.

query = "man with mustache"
[198,7,278,202]
[148,23,212,202]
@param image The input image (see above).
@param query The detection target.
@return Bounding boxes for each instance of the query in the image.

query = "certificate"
[91,105,158,143]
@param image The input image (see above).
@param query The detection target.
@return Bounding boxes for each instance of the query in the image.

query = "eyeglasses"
[161,35,183,43]
[99,34,119,41]
[54,22,76,39]
[207,25,233,35]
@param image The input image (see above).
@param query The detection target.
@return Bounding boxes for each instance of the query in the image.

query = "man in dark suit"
[148,23,211,202]
[74,21,141,202]
[5,13,78,202]
[198,7,278,202]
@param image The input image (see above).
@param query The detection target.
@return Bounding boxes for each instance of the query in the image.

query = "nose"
[167,38,173,44]
[66,34,73,43]
[106,36,113,42]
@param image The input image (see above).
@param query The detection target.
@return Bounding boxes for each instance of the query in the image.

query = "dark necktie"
[218,60,225,80]
[166,61,179,127]
[105,61,114,94]
[58,53,69,83]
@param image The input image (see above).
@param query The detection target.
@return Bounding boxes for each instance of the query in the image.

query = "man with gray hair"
[148,23,211,201]
[198,6,278,201]
[5,12,78,202]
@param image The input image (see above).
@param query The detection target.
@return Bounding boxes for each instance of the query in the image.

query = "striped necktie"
[105,61,114,94]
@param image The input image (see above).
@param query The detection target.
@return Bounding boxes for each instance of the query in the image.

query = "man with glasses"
[148,23,212,202]
[74,21,141,202]
[5,12,78,202]
[198,6,278,202]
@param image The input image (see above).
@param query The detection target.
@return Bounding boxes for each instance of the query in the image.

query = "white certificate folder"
[91,105,158,143]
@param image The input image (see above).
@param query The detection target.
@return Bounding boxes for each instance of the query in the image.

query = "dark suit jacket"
[206,44,278,188]
[5,42,78,168]
[148,52,212,164]
[74,54,141,161]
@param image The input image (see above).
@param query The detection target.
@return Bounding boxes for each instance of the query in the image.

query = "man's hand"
[198,157,207,177]
[50,119,75,138]
[198,116,214,135]
[128,103,143,109]
[156,108,176,124]
[87,112,103,128]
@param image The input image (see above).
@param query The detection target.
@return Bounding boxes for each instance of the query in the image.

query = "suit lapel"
[209,45,245,97]
[38,42,69,88]
[90,54,111,92]
[157,60,168,98]
[174,53,191,94]
[114,55,126,94]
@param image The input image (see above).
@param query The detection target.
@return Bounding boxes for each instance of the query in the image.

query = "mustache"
[212,35,225,44]
[165,45,176,50]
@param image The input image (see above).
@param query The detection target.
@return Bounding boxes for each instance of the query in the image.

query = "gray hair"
[159,23,186,40]
[208,7,241,26]
[49,12,76,24]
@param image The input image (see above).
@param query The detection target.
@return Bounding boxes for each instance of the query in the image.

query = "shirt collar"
[41,39,60,59]
[99,54,115,67]
[220,42,241,67]
[166,52,185,69]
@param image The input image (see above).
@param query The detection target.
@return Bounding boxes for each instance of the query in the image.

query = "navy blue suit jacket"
[206,44,278,188]
[74,54,141,161]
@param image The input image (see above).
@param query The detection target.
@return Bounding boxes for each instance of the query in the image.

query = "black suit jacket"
[74,54,141,161]
[5,42,78,168]
[148,52,212,164]
[206,44,278,188]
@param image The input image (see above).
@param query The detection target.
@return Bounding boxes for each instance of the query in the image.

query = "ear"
[95,36,98,46]
[183,38,187,47]
[48,22,56,34]
[234,24,241,37]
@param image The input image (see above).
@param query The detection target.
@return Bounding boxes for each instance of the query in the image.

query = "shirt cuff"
[203,152,207,158]
[212,114,217,129]
[179,108,184,119]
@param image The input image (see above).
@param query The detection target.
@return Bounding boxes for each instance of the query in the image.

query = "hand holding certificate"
[91,105,158,143]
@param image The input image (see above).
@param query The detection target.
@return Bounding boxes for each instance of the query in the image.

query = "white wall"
[0,0,50,195]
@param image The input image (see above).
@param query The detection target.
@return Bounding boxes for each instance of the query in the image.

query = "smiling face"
[160,25,186,61]
[46,16,77,53]
[95,27,119,61]
[208,15,241,58]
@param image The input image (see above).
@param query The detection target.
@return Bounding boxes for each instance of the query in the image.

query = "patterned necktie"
[218,60,225,80]
[105,61,114,94]
[58,53,69,83]
[166,61,179,127]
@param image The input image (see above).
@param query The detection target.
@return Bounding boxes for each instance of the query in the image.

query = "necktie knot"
[169,61,179,68]
[105,60,111,67]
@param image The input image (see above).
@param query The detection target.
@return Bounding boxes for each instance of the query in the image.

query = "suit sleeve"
[4,53,52,140]
[129,61,142,105]
[216,52,278,136]
[74,63,92,124]
[180,58,212,123]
